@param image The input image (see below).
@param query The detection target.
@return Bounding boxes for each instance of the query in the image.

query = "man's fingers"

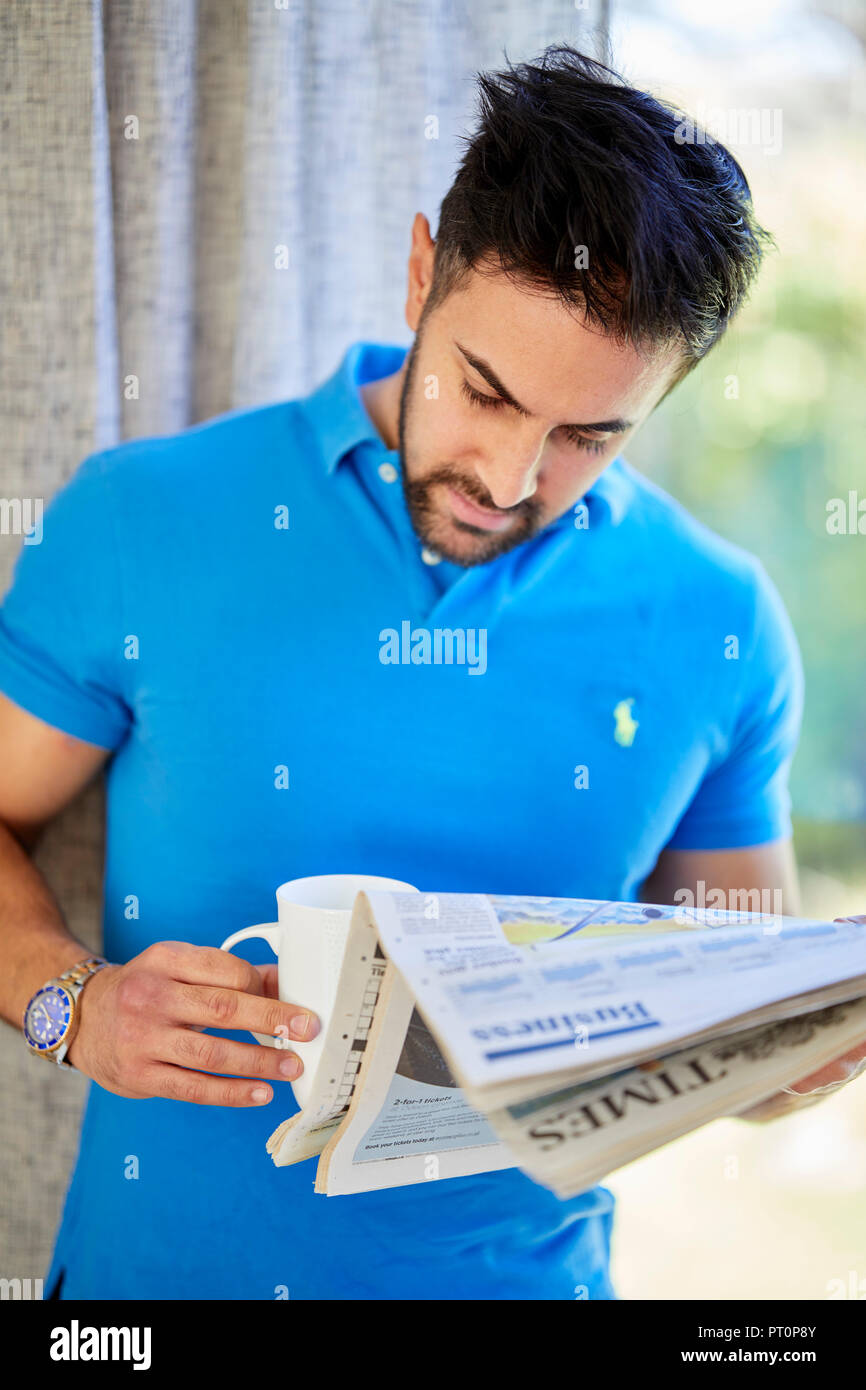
[141,1062,280,1108]
[155,1027,303,1081]
[252,962,281,999]
[784,1041,866,1094]
[164,978,319,1042]
[142,940,269,996]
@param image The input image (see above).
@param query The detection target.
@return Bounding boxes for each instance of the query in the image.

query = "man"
[0,46,859,1301]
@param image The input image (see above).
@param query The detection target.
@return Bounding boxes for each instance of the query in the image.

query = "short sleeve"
[666,564,804,850]
[0,452,131,749]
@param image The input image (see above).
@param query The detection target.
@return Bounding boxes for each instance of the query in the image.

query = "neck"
[359,364,405,452]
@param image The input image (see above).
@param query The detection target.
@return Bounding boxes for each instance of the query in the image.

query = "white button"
[378,462,398,483]
[421,547,441,566]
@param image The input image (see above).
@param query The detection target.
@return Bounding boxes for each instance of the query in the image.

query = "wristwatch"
[22,956,110,1069]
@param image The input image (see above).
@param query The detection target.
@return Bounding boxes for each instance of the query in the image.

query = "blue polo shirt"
[0,342,802,1300]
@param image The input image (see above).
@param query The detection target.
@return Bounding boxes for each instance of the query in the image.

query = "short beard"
[396,329,546,567]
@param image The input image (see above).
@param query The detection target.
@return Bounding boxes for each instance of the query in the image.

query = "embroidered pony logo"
[613,698,639,747]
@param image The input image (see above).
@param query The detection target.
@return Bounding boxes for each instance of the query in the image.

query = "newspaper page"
[267,929,396,1167]
[363,892,866,1107]
[490,996,866,1198]
[268,891,866,1197]
[310,892,720,1193]
[312,892,514,1194]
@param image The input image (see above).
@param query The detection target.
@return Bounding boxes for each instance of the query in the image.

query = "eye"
[558,426,610,456]
[460,379,506,411]
[462,379,612,455]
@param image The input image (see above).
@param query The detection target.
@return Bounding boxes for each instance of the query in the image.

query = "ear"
[405,212,436,333]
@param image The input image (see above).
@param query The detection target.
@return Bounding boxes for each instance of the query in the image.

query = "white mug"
[219,873,417,1108]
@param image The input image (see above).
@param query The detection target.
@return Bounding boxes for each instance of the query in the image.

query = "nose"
[473,447,541,510]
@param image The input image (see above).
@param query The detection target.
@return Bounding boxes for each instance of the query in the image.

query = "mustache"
[405,465,540,520]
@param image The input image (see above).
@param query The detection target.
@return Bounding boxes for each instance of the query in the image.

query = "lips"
[445,485,516,532]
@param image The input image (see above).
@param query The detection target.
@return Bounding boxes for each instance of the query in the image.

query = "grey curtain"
[0,0,607,1281]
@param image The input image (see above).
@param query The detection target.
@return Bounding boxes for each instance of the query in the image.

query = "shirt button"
[378,462,398,483]
[421,547,441,566]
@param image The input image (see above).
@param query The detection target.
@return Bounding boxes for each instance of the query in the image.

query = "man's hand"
[737,914,866,1122]
[66,940,320,1106]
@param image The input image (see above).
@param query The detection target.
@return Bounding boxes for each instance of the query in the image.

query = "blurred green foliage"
[627,133,866,829]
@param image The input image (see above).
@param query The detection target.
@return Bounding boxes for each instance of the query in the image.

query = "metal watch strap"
[54,955,110,1069]
[57,956,109,989]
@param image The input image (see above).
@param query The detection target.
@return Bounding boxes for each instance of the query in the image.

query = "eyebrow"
[455,341,633,434]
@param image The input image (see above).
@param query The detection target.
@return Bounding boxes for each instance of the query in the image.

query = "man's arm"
[0,691,318,1105]
[641,840,800,916]
[0,691,112,1016]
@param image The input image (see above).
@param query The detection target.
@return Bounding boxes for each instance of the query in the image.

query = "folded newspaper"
[263,893,866,1198]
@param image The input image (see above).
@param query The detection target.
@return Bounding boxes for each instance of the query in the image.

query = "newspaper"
[263,893,866,1197]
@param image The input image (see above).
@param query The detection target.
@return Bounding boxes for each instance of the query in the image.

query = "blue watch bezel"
[23,982,75,1053]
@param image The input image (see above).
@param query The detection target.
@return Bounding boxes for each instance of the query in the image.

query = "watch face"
[24,985,73,1052]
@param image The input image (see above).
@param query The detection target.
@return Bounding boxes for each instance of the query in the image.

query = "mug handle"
[219,923,280,1048]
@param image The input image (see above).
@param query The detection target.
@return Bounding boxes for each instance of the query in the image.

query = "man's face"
[397,255,681,567]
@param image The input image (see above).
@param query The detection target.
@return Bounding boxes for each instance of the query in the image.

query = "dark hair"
[430,45,772,371]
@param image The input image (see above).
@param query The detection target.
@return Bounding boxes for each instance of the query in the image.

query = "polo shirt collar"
[583,456,632,527]
[302,342,407,474]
